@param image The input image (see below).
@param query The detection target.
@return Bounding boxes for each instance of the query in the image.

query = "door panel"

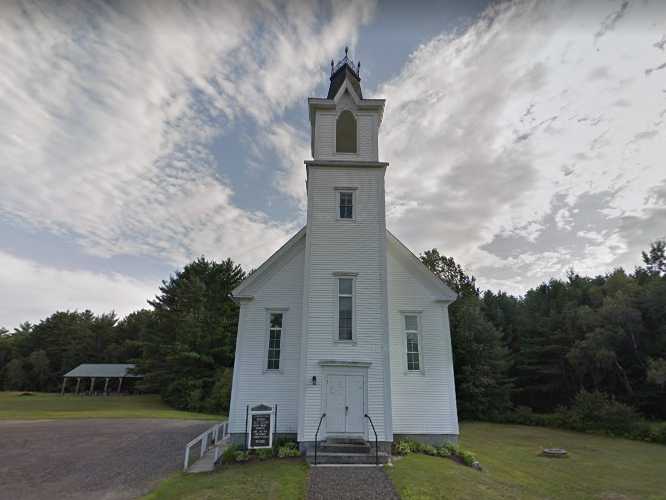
[326,375,346,433]
[345,375,365,434]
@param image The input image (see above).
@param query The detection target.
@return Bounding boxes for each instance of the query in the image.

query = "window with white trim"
[338,278,353,340]
[339,191,353,219]
[404,314,421,371]
[267,312,283,370]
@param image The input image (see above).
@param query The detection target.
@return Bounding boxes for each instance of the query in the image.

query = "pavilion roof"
[63,363,142,378]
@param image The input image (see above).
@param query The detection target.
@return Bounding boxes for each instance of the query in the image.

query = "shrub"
[234,450,250,462]
[221,444,240,464]
[420,444,438,456]
[459,450,477,466]
[277,442,300,458]
[560,390,640,436]
[393,440,414,455]
[256,448,273,460]
[435,445,451,457]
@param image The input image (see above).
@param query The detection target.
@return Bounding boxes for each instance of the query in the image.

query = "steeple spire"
[327,46,362,99]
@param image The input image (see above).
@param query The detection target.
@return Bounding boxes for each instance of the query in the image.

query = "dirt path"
[0,419,211,500]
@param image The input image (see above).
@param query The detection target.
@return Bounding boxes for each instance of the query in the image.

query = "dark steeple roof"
[327,47,362,99]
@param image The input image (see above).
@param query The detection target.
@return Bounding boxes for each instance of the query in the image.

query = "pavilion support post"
[89,377,96,396]
[61,378,67,395]
[75,377,81,395]
[103,378,110,395]
[117,377,123,393]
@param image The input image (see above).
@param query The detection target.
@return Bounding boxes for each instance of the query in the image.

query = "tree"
[137,257,245,412]
[28,350,50,390]
[642,240,666,276]
[421,250,512,418]
[5,358,28,390]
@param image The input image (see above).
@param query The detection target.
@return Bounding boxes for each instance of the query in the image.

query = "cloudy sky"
[1,0,664,329]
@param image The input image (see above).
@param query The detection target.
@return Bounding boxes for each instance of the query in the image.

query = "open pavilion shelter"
[61,363,142,395]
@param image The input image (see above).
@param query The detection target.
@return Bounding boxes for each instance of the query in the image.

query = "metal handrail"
[364,414,378,466]
[314,413,326,465]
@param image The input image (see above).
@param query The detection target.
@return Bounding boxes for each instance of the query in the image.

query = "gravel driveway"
[0,419,212,500]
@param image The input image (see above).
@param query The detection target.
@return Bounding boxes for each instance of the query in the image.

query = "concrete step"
[319,441,370,454]
[306,451,391,465]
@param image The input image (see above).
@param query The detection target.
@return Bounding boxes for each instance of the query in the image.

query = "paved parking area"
[0,419,211,500]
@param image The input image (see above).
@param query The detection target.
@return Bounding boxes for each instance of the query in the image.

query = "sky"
[1,0,665,330]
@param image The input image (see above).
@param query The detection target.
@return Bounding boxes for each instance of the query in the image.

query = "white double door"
[326,374,365,436]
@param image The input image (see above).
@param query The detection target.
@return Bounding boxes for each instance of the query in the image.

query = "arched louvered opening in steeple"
[336,110,357,153]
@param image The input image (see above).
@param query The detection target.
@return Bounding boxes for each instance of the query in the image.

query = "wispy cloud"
[378,0,666,293]
[0,0,374,269]
[0,250,155,329]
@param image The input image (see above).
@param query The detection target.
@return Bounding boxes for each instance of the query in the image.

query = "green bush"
[255,448,273,460]
[492,391,666,445]
[393,440,414,455]
[459,450,477,466]
[420,444,438,456]
[234,450,249,462]
[277,443,301,458]
[560,390,640,436]
[221,444,240,464]
[436,445,451,457]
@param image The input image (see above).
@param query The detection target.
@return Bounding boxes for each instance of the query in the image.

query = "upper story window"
[338,278,353,340]
[404,314,421,372]
[339,191,353,219]
[336,110,357,153]
[267,312,283,370]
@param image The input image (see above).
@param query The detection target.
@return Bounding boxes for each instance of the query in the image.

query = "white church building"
[228,50,458,463]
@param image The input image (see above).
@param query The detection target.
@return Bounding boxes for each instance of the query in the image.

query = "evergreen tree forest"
[1,243,664,424]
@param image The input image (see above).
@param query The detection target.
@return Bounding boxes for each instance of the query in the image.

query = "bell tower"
[308,47,384,163]
[298,48,392,447]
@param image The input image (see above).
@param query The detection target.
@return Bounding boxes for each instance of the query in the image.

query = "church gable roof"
[232,226,456,303]
[231,227,306,300]
[387,230,458,302]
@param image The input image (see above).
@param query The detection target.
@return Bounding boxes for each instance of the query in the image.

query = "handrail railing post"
[364,414,378,466]
[314,413,326,466]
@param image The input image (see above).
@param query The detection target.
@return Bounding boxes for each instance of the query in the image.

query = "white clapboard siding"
[228,237,305,435]
[387,243,459,435]
[300,164,390,441]
[314,107,378,162]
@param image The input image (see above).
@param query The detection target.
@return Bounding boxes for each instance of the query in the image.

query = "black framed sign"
[248,406,273,449]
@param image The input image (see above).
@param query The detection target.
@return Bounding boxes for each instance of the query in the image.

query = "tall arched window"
[336,110,357,153]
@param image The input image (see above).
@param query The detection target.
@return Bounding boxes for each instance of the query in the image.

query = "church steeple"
[327,46,362,99]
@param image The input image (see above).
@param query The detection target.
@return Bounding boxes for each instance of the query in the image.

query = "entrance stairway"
[306,437,391,465]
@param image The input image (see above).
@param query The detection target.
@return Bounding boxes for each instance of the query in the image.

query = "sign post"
[248,404,273,449]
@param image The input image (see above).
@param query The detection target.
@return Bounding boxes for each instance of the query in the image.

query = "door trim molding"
[318,359,371,368]
[321,365,369,439]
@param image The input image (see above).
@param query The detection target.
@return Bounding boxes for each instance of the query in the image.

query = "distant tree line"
[1,243,664,421]
[421,240,666,421]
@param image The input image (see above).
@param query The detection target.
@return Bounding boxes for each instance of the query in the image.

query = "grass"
[388,422,666,500]
[0,391,222,420]
[142,459,309,500]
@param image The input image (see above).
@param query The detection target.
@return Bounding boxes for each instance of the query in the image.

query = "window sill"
[263,368,284,374]
[403,370,426,377]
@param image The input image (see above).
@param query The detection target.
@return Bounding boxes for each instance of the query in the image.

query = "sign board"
[248,405,273,449]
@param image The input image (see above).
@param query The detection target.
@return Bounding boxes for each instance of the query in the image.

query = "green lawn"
[0,391,222,420]
[142,459,309,500]
[389,422,666,500]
